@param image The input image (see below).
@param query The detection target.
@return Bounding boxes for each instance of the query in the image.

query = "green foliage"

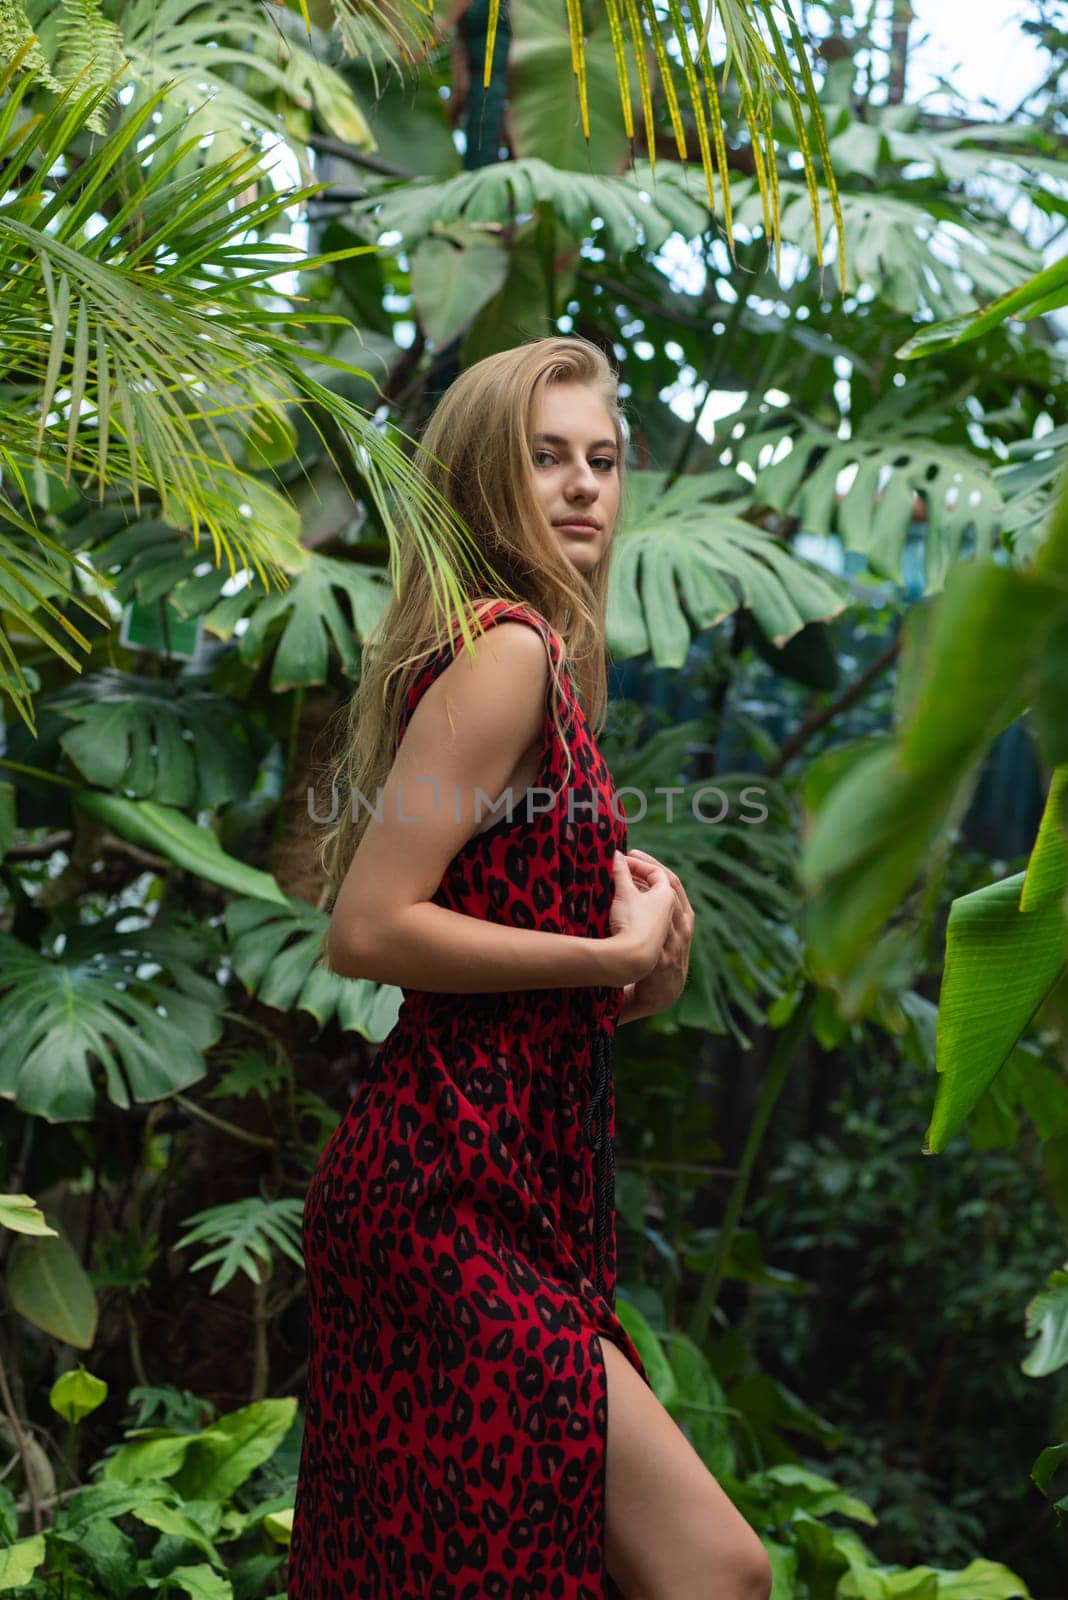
[7,1223,98,1347]
[608,469,848,666]
[50,1364,109,1423]
[46,672,269,810]
[0,916,225,1119]
[225,896,403,1040]
[175,1200,305,1293]
[1,5,1067,1595]
[7,1396,298,1596]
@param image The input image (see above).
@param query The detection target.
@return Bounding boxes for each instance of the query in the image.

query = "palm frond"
[313,0,846,282]
[0,67,489,729]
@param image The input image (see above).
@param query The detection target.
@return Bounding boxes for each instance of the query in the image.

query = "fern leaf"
[56,0,125,134]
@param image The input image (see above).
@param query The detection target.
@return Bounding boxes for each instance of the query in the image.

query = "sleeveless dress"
[288,597,653,1600]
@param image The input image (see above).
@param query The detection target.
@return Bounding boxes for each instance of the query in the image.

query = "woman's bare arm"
[326,622,642,991]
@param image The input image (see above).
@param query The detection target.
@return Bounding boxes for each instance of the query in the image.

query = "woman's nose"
[566,463,599,499]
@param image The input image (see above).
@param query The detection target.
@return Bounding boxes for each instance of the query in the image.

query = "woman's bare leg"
[598,1335,772,1600]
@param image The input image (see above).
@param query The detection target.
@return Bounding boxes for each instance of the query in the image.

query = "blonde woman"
[289,336,771,1600]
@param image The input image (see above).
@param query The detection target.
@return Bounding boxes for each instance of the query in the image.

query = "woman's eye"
[532,450,555,466]
[592,457,617,471]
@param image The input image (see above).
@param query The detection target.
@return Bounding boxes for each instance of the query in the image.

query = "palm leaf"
[316,0,846,280]
[119,0,375,173]
[608,469,848,667]
[0,65,492,727]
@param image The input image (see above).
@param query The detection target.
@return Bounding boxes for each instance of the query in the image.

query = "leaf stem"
[173,1094,279,1150]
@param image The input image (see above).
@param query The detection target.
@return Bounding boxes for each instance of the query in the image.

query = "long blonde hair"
[314,334,629,908]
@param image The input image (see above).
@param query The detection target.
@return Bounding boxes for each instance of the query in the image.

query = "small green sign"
[120,598,202,659]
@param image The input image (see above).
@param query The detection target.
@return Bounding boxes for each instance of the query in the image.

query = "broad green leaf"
[7,1226,98,1348]
[661,1332,734,1478]
[926,870,1066,1153]
[1022,1267,1068,1378]
[50,1364,108,1423]
[898,253,1068,358]
[0,1533,45,1588]
[0,917,222,1120]
[931,1560,1031,1598]
[74,792,289,907]
[410,230,509,347]
[102,1437,197,1487]
[105,1398,297,1504]
[263,1505,294,1546]
[175,1399,298,1504]
[614,1298,677,1408]
[747,1463,875,1524]
[460,216,577,365]
[801,562,1068,985]
[48,671,266,810]
[133,1502,222,1565]
[0,1194,57,1237]
[225,896,402,1041]
[509,0,638,172]
[727,1377,843,1456]
[607,471,847,667]
[202,554,391,690]
[1031,1442,1068,1495]
[56,1480,182,1528]
[1020,764,1068,911]
[151,1564,233,1600]
[49,1512,137,1591]
[762,1538,798,1600]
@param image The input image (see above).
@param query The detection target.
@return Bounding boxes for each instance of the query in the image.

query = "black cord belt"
[582,1024,615,1303]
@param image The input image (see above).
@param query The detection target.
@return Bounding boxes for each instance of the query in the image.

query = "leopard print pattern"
[289,600,651,1599]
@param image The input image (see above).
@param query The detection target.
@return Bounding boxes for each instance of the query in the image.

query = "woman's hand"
[617,848,694,1023]
[608,851,677,984]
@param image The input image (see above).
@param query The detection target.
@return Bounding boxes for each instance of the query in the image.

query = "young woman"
[289,337,772,1600]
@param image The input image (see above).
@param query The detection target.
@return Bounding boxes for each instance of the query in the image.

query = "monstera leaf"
[733,177,1039,318]
[61,476,305,612]
[352,157,708,258]
[607,471,847,668]
[45,671,267,810]
[225,897,403,1041]
[744,405,1004,592]
[196,554,392,689]
[0,917,223,1121]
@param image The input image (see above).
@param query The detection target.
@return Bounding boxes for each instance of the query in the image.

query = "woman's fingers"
[629,848,694,925]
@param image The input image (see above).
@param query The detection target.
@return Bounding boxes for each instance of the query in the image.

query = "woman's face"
[528,382,621,576]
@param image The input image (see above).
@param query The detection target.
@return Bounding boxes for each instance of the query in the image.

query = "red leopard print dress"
[289,598,652,1600]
